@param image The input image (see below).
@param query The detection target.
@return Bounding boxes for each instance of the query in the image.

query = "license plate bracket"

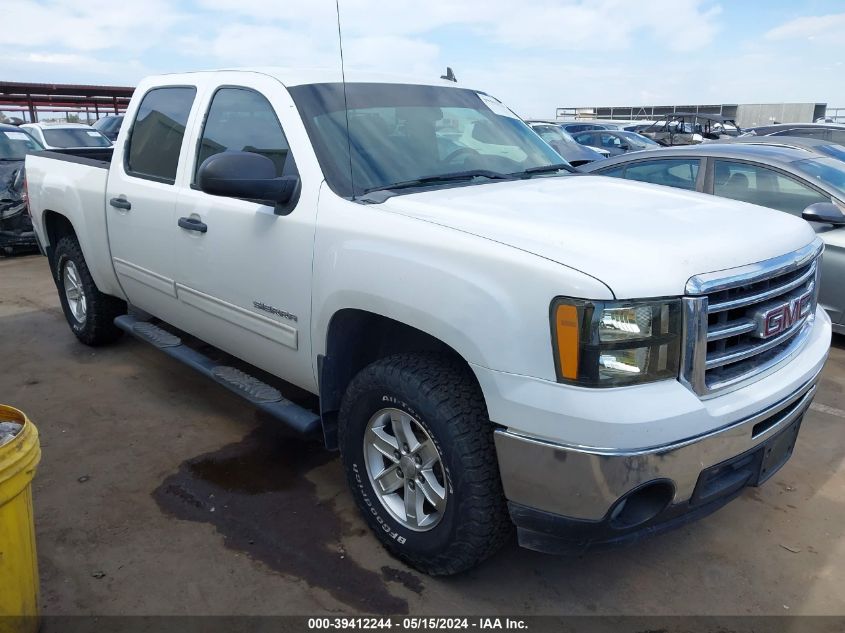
[691,414,804,505]
[755,415,803,485]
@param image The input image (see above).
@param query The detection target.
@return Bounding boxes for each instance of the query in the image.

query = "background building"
[555,102,831,128]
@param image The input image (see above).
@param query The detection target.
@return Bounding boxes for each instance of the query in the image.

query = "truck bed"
[25,149,124,298]
[35,147,114,167]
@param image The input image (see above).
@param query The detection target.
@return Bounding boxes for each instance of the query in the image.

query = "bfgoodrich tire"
[338,353,512,575]
[54,235,125,346]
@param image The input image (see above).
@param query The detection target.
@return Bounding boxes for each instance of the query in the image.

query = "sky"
[1,0,844,119]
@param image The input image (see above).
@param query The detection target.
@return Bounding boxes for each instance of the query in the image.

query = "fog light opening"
[609,480,675,530]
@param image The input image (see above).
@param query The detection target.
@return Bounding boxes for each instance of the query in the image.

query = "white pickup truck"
[26,68,831,575]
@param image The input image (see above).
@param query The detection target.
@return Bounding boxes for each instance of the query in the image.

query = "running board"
[114,314,321,436]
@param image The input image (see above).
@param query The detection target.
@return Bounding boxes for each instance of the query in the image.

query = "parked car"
[743,123,845,147]
[640,113,741,146]
[527,121,608,165]
[723,135,845,162]
[26,68,830,574]
[572,129,661,156]
[0,123,43,254]
[558,121,612,134]
[20,123,112,150]
[582,143,845,332]
[92,114,124,142]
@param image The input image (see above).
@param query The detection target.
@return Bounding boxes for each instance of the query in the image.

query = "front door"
[172,74,318,392]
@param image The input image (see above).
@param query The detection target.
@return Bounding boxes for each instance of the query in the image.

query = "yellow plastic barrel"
[0,405,41,633]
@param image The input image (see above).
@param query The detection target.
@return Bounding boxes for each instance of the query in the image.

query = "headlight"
[551,297,682,386]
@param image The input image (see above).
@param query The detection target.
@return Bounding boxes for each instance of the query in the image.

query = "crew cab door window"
[618,158,701,190]
[194,87,297,181]
[125,87,196,184]
[713,160,828,215]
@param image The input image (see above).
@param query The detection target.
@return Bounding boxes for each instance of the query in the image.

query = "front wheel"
[54,235,125,346]
[338,353,512,575]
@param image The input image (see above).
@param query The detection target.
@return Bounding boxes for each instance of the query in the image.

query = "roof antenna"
[440,67,457,83]
[335,0,354,198]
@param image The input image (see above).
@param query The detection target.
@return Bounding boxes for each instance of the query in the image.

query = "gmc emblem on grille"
[752,289,813,339]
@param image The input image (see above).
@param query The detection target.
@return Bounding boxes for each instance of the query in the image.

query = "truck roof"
[147,67,461,89]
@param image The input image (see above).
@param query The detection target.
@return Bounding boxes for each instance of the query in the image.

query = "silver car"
[582,142,845,333]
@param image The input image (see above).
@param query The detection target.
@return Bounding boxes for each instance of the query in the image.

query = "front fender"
[312,193,613,383]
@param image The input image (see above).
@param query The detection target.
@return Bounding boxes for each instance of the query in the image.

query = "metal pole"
[27,94,36,123]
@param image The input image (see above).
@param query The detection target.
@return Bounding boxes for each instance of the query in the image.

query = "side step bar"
[114,314,321,436]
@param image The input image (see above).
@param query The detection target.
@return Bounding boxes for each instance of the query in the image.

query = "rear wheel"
[339,353,512,575]
[54,235,125,346]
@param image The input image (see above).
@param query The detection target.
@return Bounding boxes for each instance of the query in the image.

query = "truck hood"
[380,175,817,298]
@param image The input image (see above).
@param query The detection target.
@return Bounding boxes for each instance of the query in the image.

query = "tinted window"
[599,133,623,148]
[594,164,627,178]
[42,128,111,148]
[196,88,296,180]
[0,128,43,159]
[621,159,700,190]
[94,116,123,134]
[713,160,828,215]
[126,87,196,183]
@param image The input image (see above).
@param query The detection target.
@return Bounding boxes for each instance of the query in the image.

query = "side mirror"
[802,202,845,226]
[197,151,299,211]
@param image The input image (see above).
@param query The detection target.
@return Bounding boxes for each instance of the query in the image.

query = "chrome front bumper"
[494,367,820,523]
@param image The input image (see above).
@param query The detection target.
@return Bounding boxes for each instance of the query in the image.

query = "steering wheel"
[443,147,479,164]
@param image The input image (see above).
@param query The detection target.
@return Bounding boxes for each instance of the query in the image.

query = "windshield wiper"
[511,163,576,177]
[359,170,513,197]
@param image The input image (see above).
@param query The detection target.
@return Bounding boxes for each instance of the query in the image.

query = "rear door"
[171,73,320,392]
[106,83,201,324]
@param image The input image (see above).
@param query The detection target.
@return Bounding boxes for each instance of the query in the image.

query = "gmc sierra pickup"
[26,69,831,575]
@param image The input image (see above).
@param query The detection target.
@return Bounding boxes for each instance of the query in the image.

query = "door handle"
[178,216,208,233]
[109,197,131,211]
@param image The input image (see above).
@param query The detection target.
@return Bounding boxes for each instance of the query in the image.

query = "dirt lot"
[2,253,845,616]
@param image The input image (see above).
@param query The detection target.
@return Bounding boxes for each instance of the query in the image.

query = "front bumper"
[0,229,38,253]
[0,206,38,253]
[495,371,817,553]
[480,306,831,553]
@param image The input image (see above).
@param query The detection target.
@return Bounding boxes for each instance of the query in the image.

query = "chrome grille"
[681,238,823,397]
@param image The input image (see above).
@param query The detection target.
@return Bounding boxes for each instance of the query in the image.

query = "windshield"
[532,124,580,147]
[0,128,44,160]
[794,157,845,200]
[618,131,659,148]
[93,116,122,133]
[813,144,845,162]
[42,128,111,148]
[289,83,563,198]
